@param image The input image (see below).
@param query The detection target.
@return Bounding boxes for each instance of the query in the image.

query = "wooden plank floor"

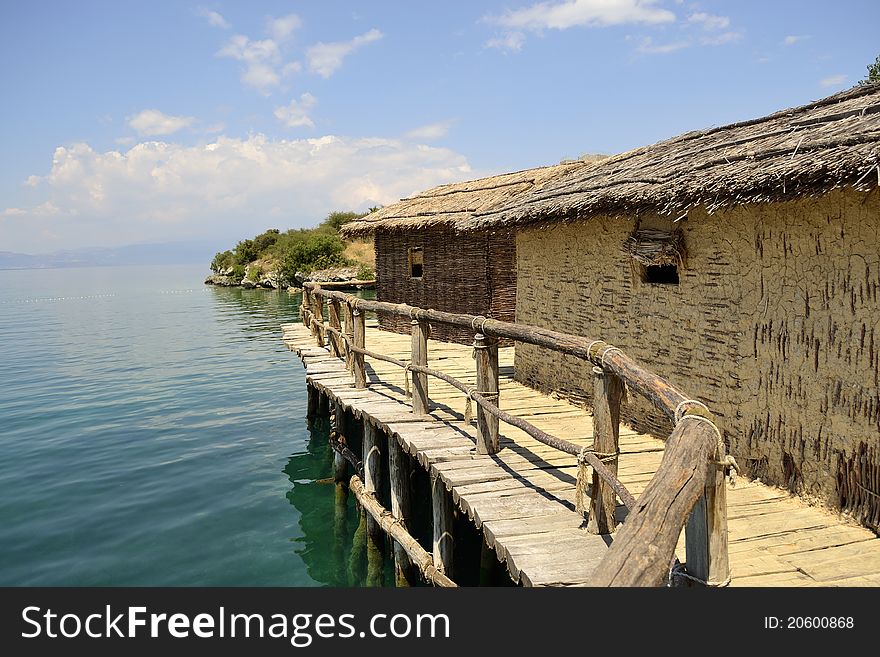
[282,320,880,587]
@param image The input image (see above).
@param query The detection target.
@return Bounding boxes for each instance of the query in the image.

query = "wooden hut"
[340,163,588,344]
[463,83,880,528]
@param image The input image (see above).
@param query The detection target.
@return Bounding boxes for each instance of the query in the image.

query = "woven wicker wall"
[514,188,880,528]
[375,228,516,345]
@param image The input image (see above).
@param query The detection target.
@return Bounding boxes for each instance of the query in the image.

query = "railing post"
[302,287,311,330]
[410,319,429,416]
[311,289,325,347]
[328,299,342,357]
[352,307,367,388]
[587,366,624,534]
[685,442,730,586]
[431,471,454,577]
[343,302,354,373]
[388,436,416,586]
[473,333,499,455]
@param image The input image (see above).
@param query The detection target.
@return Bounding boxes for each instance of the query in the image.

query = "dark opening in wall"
[623,228,686,287]
[643,263,679,285]
[409,247,423,278]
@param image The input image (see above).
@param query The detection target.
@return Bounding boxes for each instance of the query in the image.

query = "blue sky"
[1,1,877,253]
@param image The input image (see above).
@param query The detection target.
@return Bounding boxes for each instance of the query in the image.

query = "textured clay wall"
[515,188,880,527]
[375,228,516,345]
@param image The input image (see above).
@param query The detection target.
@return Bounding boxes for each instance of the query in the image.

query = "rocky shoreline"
[204,264,374,291]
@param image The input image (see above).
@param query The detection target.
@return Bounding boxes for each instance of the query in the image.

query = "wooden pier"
[283,285,880,587]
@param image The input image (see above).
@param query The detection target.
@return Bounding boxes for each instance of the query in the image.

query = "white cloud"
[267,14,301,42]
[404,121,453,141]
[217,34,283,94]
[197,7,230,29]
[306,28,383,78]
[282,61,302,76]
[0,136,473,251]
[126,109,195,136]
[205,122,225,134]
[24,175,42,187]
[635,36,689,54]
[487,0,675,31]
[701,31,742,46]
[783,35,810,46]
[687,12,729,31]
[820,74,848,88]
[274,93,317,128]
[485,32,526,52]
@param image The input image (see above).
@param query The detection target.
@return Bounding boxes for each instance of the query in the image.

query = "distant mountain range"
[0,241,224,270]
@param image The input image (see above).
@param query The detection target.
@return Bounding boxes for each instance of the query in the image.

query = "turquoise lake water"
[0,264,367,586]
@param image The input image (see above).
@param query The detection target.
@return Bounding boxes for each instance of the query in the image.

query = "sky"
[1,1,878,254]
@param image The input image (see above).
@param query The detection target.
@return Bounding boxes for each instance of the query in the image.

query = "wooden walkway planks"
[283,320,880,587]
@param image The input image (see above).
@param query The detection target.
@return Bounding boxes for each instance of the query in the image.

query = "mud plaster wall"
[375,228,516,345]
[514,188,880,527]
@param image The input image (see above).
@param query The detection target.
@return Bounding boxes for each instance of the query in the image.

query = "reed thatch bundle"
[464,83,880,231]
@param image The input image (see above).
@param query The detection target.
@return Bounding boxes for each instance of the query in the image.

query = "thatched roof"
[340,159,602,238]
[463,83,880,231]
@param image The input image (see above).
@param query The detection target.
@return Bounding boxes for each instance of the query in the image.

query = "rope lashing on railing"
[669,561,732,588]
[463,389,499,424]
[599,346,623,369]
[470,315,491,334]
[585,340,625,372]
[674,399,712,422]
[575,447,620,515]
[677,408,741,487]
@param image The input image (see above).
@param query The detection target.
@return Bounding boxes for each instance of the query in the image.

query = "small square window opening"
[409,247,423,278]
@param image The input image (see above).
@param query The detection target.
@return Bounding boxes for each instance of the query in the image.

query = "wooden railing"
[301,282,733,587]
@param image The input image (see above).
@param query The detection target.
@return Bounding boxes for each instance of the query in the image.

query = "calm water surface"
[0,264,363,586]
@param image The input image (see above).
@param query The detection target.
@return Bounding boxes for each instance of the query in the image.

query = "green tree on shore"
[209,210,371,279]
[860,55,880,85]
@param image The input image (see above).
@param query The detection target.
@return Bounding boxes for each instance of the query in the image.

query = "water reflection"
[197,283,386,585]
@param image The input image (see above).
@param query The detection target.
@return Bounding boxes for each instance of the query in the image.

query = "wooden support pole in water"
[363,421,384,586]
[410,320,429,416]
[388,436,416,587]
[349,507,367,586]
[328,299,343,358]
[333,411,349,579]
[306,384,319,419]
[352,309,367,388]
[473,333,500,455]
[685,442,731,587]
[332,402,350,483]
[431,471,454,577]
[587,366,624,535]
[349,477,455,587]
